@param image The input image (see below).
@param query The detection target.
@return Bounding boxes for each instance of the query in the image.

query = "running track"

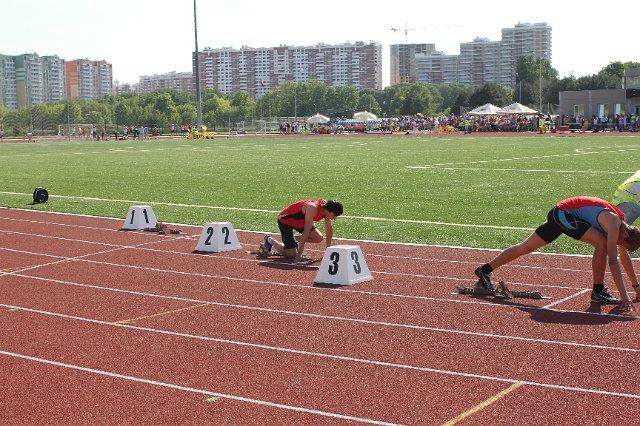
[1,207,639,424]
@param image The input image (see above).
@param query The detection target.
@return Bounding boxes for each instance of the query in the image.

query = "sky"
[2,0,638,86]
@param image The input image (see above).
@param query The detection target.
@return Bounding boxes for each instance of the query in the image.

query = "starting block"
[314,245,373,286]
[453,281,550,300]
[195,222,241,252]
[122,205,157,230]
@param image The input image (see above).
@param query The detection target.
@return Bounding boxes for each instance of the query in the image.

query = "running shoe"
[474,266,495,292]
[590,287,621,304]
[263,235,273,253]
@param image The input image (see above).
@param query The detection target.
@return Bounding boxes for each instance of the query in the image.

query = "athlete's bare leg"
[487,232,548,270]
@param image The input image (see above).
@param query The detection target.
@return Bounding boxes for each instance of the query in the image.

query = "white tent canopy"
[306,113,330,124]
[353,111,378,121]
[468,103,501,115]
[498,102,538,115]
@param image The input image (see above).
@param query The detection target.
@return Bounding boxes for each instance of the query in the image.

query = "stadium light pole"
[193,0,203,128]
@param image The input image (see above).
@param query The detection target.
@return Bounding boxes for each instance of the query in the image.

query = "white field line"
[0,232,593,292]
[408,166,634,175]
[0,206,600,258]
[2,303,640,401]
[411,147,640,168]
[7,272,639,353]
[0,191,532,231]
[0,215,599,274]
[541,289,591,309]
[0,350,398,426]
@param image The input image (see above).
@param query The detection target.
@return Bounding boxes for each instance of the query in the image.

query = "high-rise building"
[390,44,435,85]
[42,55,66,103]
[458,38,502,86]
[500,22,552,85]
[138,71,194,93]
[14,53,45,107]
[0,55,18,108]
[65,59,113,100]
[415,52,459,85]
[194,42,382,98]
[113,80,138,95]
[398,23,552,87]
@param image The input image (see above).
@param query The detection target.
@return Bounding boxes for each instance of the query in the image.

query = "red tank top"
[278,199,327,229]
[556,196,624,219]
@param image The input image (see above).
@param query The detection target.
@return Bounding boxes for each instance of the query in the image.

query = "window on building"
[573,104,584,117]
[626,76,640,89]
[597,104,610,118]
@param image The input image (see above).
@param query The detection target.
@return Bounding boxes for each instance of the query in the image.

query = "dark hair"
[324,200,343,216]
[625,225,640,252]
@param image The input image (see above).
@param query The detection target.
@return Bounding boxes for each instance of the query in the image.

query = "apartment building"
[0,55,18,108]
[65,59,113,100]
[390,44,436,85]
[42,55,66,103]
[138,71,194,94]
[395,23,552,87]
[500,22,552,85]
[14,53,45,107]
[415,52,459,85]
[194,42,382,98]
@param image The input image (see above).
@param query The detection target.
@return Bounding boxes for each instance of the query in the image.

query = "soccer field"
[0,133,638,254]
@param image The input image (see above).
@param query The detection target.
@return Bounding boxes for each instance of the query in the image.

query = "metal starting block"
[453,280,550,300]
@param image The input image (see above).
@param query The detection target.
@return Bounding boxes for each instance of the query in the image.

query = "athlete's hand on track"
[619,301,637,317]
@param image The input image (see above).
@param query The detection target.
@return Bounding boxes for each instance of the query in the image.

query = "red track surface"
[1,207,639,425]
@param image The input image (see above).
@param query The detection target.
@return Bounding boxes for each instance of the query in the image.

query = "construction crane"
[390,24,459,42]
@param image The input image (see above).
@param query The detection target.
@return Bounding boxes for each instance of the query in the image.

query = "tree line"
[0,58,637,136]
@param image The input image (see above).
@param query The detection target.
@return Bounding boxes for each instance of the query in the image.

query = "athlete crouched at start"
[259,199,343,263]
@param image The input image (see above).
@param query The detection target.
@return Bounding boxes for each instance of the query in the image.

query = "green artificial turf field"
[1,134,638,255]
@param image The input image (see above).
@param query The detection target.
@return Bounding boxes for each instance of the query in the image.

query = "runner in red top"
[258,199,343,263]
[473,196,640,315]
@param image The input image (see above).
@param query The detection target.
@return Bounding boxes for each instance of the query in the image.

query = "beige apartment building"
[194,42,382,98]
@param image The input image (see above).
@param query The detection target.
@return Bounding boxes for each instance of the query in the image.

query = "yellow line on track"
[442,382,524,425]
[114,303,210,324]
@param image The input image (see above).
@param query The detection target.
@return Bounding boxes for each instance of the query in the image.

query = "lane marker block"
[195,222,242,252]
[314,245,373,285]
[122,205,157,230]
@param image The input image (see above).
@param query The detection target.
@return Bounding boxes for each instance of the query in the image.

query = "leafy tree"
[176,104,196,125]
[229,90,255,119]
[469,83,512,108]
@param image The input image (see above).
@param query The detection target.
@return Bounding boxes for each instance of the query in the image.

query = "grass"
[0,133,638,255]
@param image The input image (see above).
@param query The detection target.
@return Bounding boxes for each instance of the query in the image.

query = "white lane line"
[542,289,591,309]
[0,215,603,273]
[0,191,533,231]
[0,206,601,258]
[0,232,590,291]
[7,273,639,352]
[408,166,633,175]
[411,147,640,168]
[2,303,639,401]
[0,350,399,426]
[1,242,632,320]
[0,231,183,277]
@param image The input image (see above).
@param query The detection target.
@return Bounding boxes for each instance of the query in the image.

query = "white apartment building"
[42,55,66,103]
[396,23,552,87]
[415,52,460,85]
[0,55,18,108]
